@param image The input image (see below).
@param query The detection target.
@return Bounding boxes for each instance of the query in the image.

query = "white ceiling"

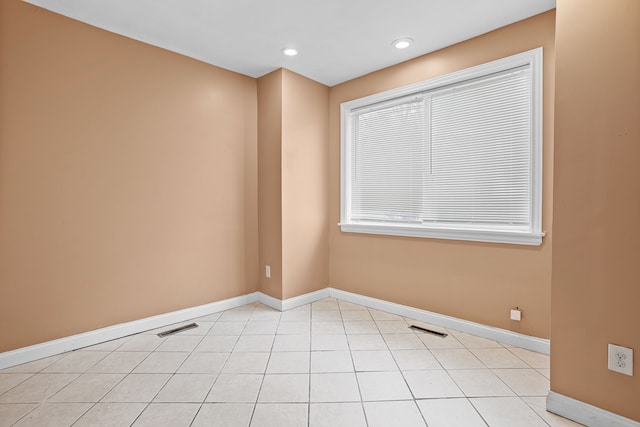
[25,0,555,87]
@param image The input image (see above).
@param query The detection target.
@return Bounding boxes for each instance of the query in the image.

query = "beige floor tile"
[310,351,353,373]
[48,373,124,402]
[88,352,149,374]
[508,348,551,369]
[312,322,345,335]
[470,397,548,427]
[251,403,308,427]
[357,371,412,401]
[155,335,203,352]
[132,352,189,374]
[11,402,91,427]
[493,369,550,396]
[417,332,464,349]
[403,370,464,399]
[364,400,426,427]
[352,350,397,371]
[470,348,530,369]
[431,348,486,369]
[0,374,79,403]
[206,374,263,403]
[272,335,310,352]
[73,402,146,427]
[222,353,269,374]
[249,309,281,321]
[191,403,254,427]
[537,368,551,379]
[347,334,387,351]
[208,322,247,336]
[337,301,368,311]
[340,310,372,321]
[309,402,367,427]
[266,352,310,374]
[375,320,411,334]
[0,356,62,374]
[452,332,503,348]
[194,335,238,352]
[311,335,348,351]
[276,322,310,335]
[343,321,379,334]
[448,369,515,397]
[312,301,340,311]
[233,335,275,352]
[310,373,360,402]
[102,373,170,402]
[522,397,586,426]
[243,321,278,335]
[117,335,164,352]
[132,403,199,426]
[383,333,426,350]
[218,311,253,322]
[154,374,216,402]
[0,403,37,427]
[258,374,309,403]
[42,352,107,373]
[0,373,33,395]
[178,321,215,335]
[392,350,441,370]
[280,311,311,322]
[312,311,343,322]
[417,398,487,427]
[369,309,404,321]
[178,352,228,374]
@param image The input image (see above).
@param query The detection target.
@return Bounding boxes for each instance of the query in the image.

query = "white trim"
[547,391,640,427]
[0,292,260,370]
[282,288,331,311]
[259,288,332,311]
[329,288,549,354]
[340,47,544,247]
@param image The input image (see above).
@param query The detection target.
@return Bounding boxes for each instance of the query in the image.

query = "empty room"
[0,0,638,426]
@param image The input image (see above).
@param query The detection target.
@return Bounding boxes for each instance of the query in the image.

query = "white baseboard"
[547,391,640,427]
[329,288,550,354]
[0,292,261,370]
[1,286,548,371]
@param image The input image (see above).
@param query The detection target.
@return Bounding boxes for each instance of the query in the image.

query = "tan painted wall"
[329,11,556,338]
[0,0,259,352]
[281,70,330,299]
[551,0,640,421]
[257,70,284,299]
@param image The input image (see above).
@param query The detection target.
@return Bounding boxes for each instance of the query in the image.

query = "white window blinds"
[341,48,543,245]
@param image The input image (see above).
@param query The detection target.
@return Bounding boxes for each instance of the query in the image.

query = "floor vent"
[409,324,448,338]
[157,323,198,337]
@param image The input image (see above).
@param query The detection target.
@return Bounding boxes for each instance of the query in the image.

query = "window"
[340,48,544,245]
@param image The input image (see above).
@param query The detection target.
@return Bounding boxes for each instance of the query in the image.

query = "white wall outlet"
[265,265,271,278]
[510,308,521,321]
[608,344,633,376]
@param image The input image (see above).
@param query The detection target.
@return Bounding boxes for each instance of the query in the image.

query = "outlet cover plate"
[608,344,633,376]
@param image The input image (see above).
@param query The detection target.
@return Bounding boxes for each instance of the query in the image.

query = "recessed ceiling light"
[392,38,413,49]
[282,47,298,56]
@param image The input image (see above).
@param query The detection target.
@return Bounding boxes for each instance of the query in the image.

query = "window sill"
[339,222,545,246]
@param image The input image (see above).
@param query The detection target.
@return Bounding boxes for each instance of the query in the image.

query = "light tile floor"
[0,298,584,427]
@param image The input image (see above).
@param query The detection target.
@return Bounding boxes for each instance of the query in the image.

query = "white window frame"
[340,48,544,246]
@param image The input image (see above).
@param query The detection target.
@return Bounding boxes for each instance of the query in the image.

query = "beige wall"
[0,0,259,352]
[551,0,640,421]
[328,11,556,339]
[257,70,284,299]
[281,70,330,299]
[258,69,330,300]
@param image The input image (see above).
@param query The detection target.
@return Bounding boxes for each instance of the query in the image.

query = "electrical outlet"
[265,265,271,278]
[608,344,633,376]
[510,308,521,321]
